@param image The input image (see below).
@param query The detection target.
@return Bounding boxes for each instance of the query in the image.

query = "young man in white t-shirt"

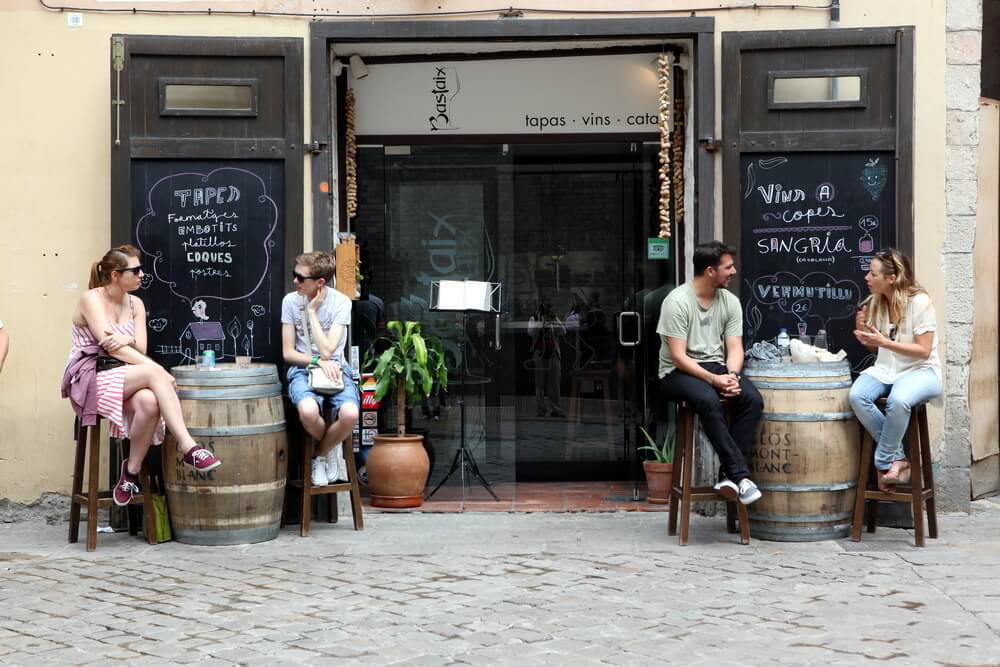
[281,252,359,486]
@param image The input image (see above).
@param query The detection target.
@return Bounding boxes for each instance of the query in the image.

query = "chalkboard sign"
[740,152,894,370]
[130,160,284,366]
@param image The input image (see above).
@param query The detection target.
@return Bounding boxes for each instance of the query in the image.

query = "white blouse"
[862,292,941,385]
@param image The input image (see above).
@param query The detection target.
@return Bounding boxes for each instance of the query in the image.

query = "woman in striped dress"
[68,245,221,506]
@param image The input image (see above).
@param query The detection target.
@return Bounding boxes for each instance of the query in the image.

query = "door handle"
[494,314,502,351]
[618,311,640,347]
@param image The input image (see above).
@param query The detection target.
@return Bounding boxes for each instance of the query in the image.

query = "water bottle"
[776,328,791,362]
[814,329,828,351]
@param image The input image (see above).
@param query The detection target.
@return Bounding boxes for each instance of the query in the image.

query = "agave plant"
[366,321,449,437]
[638,424,676,464]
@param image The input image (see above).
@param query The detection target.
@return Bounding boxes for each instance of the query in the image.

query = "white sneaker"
[311,457,330,487]
[713,478,739,501]
[738,478,762,505]
[325,448,348,482]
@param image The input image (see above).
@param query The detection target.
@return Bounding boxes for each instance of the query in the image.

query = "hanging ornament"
[345,87,358,219]
[657,53,673,239]
[672,72,685,234]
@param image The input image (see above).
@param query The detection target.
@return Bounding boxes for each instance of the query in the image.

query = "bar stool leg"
[86,422,102,553]
[851,428,873,541]
[907,417,925,547]
[866,491,879,533]
[667,408,684,537]
[726,501,737,534]
[678,409,695,547]
[918,407,937,539]
[736,502,750,545]
[344,438,365,531]
[68,420,86,544]
[301,436,314,538]
[139,461,156,545]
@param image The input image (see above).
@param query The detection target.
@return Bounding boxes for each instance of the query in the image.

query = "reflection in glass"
[163,84,254,111]
[772,76,862,104]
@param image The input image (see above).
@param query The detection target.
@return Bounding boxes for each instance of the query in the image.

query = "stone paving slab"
[1,500,1000,665]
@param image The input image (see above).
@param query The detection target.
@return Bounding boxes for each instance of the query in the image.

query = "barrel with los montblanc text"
[743,360,860,541]
[164,363,287,545]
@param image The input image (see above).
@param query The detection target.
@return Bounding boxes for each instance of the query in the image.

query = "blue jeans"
[848,369,941,471]
[287,366,359,416]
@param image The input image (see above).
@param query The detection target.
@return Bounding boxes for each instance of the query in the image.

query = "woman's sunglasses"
[117,266,143,275]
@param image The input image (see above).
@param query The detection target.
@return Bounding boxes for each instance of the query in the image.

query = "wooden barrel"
[742,360,859,541]
[163,363,287,545]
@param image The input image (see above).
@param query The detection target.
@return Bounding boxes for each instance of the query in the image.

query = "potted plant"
[365,321,448,507]
[639,425,675,505]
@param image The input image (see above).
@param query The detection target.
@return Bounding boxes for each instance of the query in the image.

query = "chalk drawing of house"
[181,321,226,359]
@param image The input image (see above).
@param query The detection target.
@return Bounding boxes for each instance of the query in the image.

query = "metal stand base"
[425,437,499,501]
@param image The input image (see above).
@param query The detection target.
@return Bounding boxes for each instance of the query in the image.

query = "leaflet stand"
[426,279,502,502]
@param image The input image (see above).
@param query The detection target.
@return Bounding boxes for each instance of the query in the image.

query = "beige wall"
[0,0,948,503]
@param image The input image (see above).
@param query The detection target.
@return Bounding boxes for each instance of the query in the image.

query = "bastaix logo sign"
[428,66,460,131]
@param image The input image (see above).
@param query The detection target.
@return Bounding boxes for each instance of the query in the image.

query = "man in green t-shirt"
[656,241,763,505]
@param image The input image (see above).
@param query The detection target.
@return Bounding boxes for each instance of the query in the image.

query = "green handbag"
[150,493,172,543]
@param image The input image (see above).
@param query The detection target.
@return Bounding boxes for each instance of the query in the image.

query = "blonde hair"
[295,251,335,282]
[865,248,926,335]
[89,245,140,289]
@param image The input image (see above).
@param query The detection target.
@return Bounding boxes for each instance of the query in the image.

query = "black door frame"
[721,27,915,263]
[308,18,717,253]
[109,35,304,278]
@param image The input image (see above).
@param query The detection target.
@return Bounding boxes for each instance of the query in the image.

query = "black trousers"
[658,362,763,483]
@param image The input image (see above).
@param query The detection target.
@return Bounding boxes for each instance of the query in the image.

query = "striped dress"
[69,298,165,444]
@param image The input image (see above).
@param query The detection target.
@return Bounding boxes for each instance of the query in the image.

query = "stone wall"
[942,0,983,510]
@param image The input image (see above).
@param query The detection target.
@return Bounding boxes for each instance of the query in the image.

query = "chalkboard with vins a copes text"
[130,160,285,368]
[739,152,894,371]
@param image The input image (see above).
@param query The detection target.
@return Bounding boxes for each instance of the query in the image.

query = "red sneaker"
[113,460,141,507]
[182,445,222,472]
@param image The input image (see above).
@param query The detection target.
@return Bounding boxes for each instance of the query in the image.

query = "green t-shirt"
[656,283,743,378]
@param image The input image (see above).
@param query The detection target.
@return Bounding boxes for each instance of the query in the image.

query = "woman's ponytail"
[88,261,104,289]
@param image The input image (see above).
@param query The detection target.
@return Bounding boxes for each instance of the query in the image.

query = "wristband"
[311,354,320,366]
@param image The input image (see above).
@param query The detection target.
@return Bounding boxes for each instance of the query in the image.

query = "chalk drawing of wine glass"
[791,298,811,338]
[858,215,879,254]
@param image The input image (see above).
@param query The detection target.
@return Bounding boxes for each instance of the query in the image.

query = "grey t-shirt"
[656,283,743,378]
[280,287,352,363]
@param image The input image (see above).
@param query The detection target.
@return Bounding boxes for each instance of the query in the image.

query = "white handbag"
[300,296,344,395]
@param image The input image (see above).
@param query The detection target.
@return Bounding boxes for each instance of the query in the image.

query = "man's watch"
[311,354,320,366]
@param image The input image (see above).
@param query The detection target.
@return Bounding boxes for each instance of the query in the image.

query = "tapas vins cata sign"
[739,153,894,370]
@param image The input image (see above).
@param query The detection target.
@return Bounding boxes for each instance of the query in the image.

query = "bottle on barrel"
[814,329,828,351]
[776,328,791,363]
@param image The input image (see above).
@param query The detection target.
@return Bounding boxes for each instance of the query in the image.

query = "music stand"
[426,279,502,502]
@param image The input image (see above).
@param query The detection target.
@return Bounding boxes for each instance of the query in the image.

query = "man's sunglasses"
[118,266,143,275]
[292,271,318,282]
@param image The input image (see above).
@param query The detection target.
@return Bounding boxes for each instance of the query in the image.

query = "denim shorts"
[287,365,359,416]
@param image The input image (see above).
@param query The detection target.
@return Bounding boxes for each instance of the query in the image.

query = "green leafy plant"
[638,425,675,464]
[365,321,448,437]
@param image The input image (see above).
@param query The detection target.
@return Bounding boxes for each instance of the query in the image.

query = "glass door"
[358,144,515,503]
[354,141,675,494]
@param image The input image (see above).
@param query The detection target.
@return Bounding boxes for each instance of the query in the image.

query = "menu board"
[739,152,894,370]
[130,160,284,366]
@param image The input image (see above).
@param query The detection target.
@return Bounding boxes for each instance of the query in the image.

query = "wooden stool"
[285,408,364,536]
[851,399,937,547]
[68,417,155,552]
[668,400,750,546]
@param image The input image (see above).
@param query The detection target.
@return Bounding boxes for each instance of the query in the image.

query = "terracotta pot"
[643,461,674,505]
[367,434,429,508]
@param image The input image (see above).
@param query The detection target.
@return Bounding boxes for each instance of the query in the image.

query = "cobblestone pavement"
[2,501,1000,666]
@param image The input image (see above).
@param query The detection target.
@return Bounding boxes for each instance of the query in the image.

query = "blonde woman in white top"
[849,248,941,492]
